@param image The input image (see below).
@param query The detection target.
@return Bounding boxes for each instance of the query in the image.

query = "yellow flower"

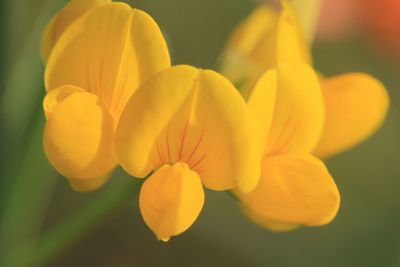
[221,1,389,159]
[115,65,261,241]
[237,61,340,231]
[42,2,170,191]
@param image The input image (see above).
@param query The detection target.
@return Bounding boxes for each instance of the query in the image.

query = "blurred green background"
[1,0,400,266]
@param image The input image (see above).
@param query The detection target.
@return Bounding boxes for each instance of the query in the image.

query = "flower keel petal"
[139,162,204,241]
[43,85,85,119]
[68,174,111,192]
[43,91,116,180]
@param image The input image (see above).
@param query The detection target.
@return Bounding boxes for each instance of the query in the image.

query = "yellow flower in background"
[237,61,340,231]
[42,2,170,191]
[115,65,261,241]
[221,1,389,159]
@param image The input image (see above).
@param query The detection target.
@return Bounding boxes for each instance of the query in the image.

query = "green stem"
[0,0,67,218]
[3,178,141,267]
[0,116,57,262]
[0,0,66,141]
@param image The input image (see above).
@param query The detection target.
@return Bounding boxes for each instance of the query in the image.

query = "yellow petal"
[239,154,340,229]
[246,1,311,68]
[264,62,324,155]
[116,65,198,178]
[116,65,260,192]
[41,0,111,62]
[43,91,116,180]
[196,69,260,192]
[45,3,170,117]
[227,5,277,56]
[139,162,204,241]
[220,6,278,86]
[247,69,277,156]
[275,0,312,65]
[314,73,389,158]
[45,3,131,94]
[43,85,84,119]
[110,8,171,117]
[68,174,111,192]
[289,0,322,43]
[220,2,312,96]
[220,5,278,93]
[243,208,299,232]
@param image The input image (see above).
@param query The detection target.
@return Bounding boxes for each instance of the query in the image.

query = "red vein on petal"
[98,57,105,103]
[191,152,207,172]
[166,124,172,162]
[157,142,165,163]
[186,129,205,165]
[86,62,91,93]
[178,115,190,160]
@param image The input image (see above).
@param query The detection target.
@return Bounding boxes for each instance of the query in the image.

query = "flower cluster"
[41,0,389,240]
[220,1,389,231]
